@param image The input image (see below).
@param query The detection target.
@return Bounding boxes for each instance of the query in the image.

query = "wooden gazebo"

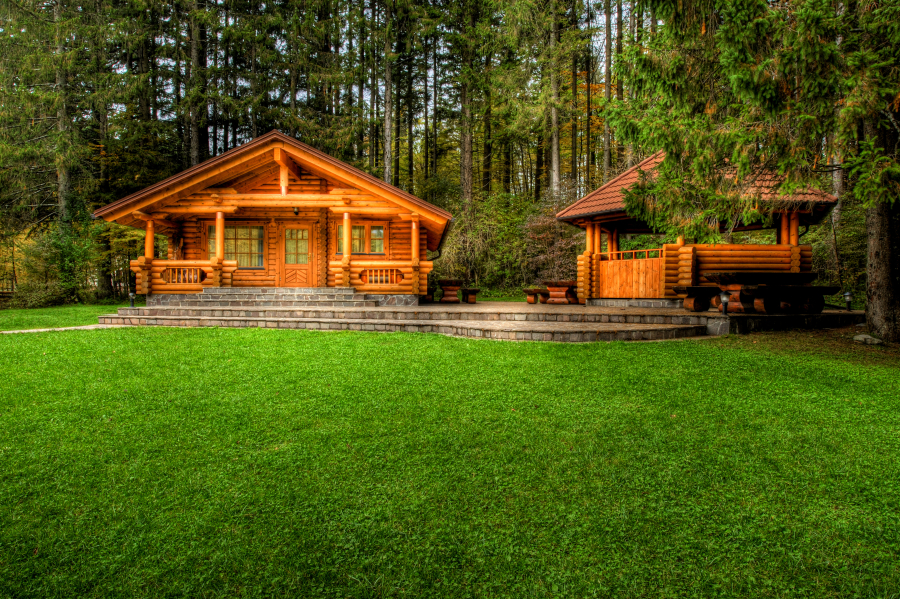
[93,131,452,296]
[556,153,837,307]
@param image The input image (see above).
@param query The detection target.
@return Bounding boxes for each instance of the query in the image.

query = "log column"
[342,211,351,287]
[779,212,790,245]
[138,219,155,294]
[411,217,421,295]
[211,211,225,287]
[789,211,800,246]
[578,222,594,302]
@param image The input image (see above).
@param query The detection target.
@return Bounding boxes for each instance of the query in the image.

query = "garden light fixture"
[719,290,730,315]
[129,292,135,308]
[843,291,853,312]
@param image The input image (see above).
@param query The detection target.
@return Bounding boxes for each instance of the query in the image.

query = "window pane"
[370,226,384,253]
[336,225,343,253]
[297,239,308,263]
[352,225,365,253]
[208,225,265,266]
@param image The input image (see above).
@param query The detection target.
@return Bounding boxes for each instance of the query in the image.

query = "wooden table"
[543,280,578,305]
[438,279,463,304]
[676,271,838,314]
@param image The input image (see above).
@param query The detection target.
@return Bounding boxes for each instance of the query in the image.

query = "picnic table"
[438,279,463,304]
[675,271,838,314]
[543,280,579,305]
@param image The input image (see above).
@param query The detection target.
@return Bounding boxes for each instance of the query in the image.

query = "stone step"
[199,287,358,295]
[118,305,711,327]
[97,313,708,343]
[146,300,382,308]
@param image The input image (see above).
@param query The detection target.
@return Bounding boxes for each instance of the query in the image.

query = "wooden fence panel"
[595,257,662,298]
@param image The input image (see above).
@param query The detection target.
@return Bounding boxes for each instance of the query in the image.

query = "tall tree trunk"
[55,0,71,225]
[863,116,900,342]
[570,0,578,186]
[461,76,474,208]
[550,3,560,194]
[603,0,611,181]
[393,83,400,187]
[536,127,545,201]
[483,82,492,194]
[382,2,392,184]
[424,38,430,181]
[190,2,201,166]
[407,56,414,192]
[615,0,624,167]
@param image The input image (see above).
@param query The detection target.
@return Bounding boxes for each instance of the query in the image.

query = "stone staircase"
[98,287,711,342]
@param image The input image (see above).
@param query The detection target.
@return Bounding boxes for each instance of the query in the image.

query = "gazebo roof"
[556,152,837,223]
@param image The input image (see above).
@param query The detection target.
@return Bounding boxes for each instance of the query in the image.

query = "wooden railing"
[360,268,404,286]
[130,258,238,294]
[597,248,662,260]
[328,259,432,294]
[162,266,206,285]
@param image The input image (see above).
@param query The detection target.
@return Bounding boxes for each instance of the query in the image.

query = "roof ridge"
[93,130,451,220]
[556,151,663,219]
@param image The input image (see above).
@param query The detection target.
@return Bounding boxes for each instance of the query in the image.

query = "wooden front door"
[281,226,313,286]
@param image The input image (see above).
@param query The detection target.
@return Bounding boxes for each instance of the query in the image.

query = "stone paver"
[1,324,132,334]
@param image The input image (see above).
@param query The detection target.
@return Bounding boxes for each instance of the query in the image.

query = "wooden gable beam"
[278,144,448,227]
[232,165,280,194]
[104,147,274,222]
[274,148,305,196]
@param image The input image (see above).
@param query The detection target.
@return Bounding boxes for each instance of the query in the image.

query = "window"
[208,225,265,268]
[336,223,386,255]
[370,226,384,253]
[284,229,309,264]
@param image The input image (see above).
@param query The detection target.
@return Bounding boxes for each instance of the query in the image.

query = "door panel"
[282,227,312,286]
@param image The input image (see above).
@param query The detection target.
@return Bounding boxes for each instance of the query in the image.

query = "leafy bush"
[7,280,68,309]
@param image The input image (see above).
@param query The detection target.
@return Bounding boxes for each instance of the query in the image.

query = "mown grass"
[0,327,898,598]
[0,304,135,331]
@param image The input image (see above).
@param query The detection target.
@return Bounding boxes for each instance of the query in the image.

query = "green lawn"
[0,327,898,597]
[0,304,134,331]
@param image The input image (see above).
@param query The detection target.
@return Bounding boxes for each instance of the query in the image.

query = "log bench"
[460,288,481,304]
[524,288,550,304]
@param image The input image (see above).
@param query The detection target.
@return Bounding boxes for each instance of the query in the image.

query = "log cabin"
[556,152,838,305]
[92,130,453,298]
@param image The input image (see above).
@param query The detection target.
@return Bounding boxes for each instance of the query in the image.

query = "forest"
[1,0,898,338]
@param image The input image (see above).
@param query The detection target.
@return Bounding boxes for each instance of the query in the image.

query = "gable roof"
[556,151,837,221]
[93,130,452,233]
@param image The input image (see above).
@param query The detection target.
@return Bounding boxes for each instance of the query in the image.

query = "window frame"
[204,221,267,270]
[335,221,389,256]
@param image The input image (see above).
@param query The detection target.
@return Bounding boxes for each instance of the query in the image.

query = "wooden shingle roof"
[557,152,837,222]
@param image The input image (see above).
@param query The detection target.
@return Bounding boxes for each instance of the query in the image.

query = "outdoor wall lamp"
[843,291,853,312]
[129,292,136,308]
[293,206,299,216]
[719,291,730,315]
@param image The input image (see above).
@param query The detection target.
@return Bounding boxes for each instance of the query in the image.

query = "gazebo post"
[342,211,351,287]
[789,211,800,245]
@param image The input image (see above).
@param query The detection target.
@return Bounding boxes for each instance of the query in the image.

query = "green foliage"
[0,327,897,596]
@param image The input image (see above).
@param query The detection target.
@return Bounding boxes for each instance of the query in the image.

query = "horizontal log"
[698,258,793,264]
[695,251,793,258]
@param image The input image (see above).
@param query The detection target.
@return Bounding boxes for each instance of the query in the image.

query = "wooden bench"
[673,286,721,312]
[677,271,838,314]
[460,288,480,304]
[524,288,550,304]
